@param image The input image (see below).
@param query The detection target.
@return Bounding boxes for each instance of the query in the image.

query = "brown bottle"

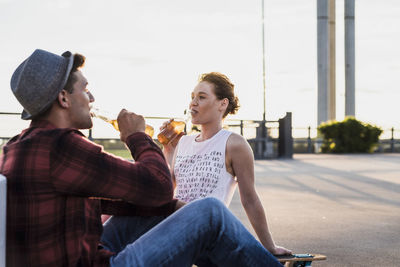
[157,120,186,145]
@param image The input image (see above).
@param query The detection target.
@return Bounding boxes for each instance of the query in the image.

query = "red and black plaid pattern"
[0,120,175,267]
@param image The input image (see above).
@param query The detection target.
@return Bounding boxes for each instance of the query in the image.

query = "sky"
[1,0,399,138]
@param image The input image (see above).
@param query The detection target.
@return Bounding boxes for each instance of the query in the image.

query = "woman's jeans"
[101,197,282,267]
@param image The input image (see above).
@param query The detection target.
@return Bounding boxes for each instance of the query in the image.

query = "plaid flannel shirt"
[0,120,176,266]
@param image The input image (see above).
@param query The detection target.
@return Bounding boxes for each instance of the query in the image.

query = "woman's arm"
[160,120,184,188]
[162,141,176,171]
[162,135,183,188]
[227,134,291,255]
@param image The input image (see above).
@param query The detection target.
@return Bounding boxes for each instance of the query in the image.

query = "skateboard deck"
[275,253,326,267]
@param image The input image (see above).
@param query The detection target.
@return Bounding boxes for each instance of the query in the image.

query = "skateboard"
[275,253,326,267]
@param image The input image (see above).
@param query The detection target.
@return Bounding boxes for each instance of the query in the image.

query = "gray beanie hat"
[10,49,74,120]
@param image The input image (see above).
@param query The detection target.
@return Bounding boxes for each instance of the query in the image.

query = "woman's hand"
[270,245,292,256]
[160,119,184,152]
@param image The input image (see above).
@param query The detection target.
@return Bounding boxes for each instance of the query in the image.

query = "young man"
[0,49,283,267]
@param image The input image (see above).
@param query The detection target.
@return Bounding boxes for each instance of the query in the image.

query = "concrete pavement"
[229,154,400,266]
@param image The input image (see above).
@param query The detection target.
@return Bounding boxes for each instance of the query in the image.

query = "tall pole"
[260,0,267,157]
[317,0,330,125]
[329,0,336,121]
[345,0,355,117]
[261,0,266,123]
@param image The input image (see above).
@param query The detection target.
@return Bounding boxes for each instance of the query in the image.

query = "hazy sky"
[1,0,399,138]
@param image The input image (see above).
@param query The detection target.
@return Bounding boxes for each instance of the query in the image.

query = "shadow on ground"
[230,154,400,266]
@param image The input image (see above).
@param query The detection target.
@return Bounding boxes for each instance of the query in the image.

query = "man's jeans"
[101,197,282,267]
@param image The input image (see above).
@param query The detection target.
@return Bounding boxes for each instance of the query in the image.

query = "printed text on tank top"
[174,129,237,206]
[194,131,235,177]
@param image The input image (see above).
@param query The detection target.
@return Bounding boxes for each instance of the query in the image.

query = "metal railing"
[2,111,399,154]
[0,111,293,158]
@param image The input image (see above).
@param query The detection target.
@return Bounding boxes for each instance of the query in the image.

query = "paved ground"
[229,154,400,267]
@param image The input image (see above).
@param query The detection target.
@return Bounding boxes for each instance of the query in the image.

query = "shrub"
[317,117,382,153]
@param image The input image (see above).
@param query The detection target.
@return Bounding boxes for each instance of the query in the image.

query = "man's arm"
[51,129,173,207]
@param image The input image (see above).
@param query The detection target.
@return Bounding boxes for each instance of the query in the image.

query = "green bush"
[318,117,382,153]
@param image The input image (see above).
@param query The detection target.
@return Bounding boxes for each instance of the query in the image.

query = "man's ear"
[57,90,70,109]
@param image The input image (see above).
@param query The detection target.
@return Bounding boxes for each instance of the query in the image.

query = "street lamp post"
[261,0,267,157]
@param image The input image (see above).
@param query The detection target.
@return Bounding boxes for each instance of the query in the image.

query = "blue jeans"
[101,197,281,267]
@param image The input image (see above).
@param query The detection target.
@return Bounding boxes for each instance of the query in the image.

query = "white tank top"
[174,129,237,206]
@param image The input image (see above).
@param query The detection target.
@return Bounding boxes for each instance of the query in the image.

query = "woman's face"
[189,81,226,125]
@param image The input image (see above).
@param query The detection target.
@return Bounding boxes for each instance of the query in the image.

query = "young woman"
[162,72,291,256]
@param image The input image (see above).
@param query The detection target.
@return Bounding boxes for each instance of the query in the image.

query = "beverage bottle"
[91,107,154,137]
[157,120,186,145]
[157,110,192,145]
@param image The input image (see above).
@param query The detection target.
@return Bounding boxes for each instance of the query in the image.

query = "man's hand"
[118,109,146,142]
